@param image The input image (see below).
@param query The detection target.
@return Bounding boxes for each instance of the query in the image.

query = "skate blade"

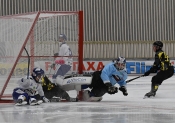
[50,97,61,102]
[36,100,43,105]
[69,98,78,102]
[143,96,155,99]
[88,97,102,102]
[30,100,43,106]
[15,101,27,106]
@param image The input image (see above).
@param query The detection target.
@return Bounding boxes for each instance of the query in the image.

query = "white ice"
[0,75,175,123]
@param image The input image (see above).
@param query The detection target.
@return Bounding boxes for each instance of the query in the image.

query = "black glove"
[119,86,128,96]
[105,83,118,94]
[144,70,150,76]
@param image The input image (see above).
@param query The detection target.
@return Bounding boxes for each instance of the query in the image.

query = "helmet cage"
[115,57,126,70]
[59,34,67,42]
[32,68,44,83]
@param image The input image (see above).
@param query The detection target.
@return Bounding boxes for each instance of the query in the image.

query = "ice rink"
[0,75,175,123]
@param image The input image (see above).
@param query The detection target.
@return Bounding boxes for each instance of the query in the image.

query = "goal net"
[0,11,83,102]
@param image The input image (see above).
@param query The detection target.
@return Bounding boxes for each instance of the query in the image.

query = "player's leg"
[29,96,42,106]
[82,71,106,101]
[12,88,28,106]
[43,86,78,102]
[52,64,71,85]
[144,67,174,98]
[82,88,104,102]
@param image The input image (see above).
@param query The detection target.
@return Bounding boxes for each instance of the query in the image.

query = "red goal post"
[0,11,83,103]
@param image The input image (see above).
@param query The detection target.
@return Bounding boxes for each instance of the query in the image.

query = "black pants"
[89,71,108,97]
[151,66,174,85]
[150,66,174,92]
[35,86,71,101]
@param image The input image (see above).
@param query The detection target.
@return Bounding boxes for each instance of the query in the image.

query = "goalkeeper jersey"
[55,42,73,66]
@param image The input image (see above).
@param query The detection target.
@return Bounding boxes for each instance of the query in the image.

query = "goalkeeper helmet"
[32,67,45,83]
[114,57,126,70]
[153,41,163,48]
[59,34,67,41]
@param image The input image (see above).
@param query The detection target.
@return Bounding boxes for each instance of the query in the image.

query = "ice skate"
[143,91,156,99]
[50,96,61,102]
[82,90,102,102]
[15,99,27,106]
[89,96,103,102]
[69,97,78,102]
[29,98,42,106]
[15,95,27,106]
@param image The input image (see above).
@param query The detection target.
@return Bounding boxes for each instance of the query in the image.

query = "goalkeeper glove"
[105,82,118,95]
[119,86,128,96]
[50,63,55,68]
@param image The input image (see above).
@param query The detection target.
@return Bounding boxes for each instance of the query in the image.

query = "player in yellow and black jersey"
[35,75,78,102]
[143,41,174,98]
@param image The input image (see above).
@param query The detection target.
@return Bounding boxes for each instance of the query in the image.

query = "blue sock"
[89,91,94,97]
[81,85,89,89]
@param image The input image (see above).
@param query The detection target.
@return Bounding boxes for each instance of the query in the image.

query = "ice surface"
[0,76,175,123]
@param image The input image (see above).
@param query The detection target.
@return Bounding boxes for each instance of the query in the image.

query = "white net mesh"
[0,12,81,98]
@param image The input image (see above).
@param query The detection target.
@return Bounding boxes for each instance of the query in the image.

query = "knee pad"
[55,76,64,86]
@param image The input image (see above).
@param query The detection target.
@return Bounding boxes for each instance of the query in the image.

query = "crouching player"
[82,57,128,101]
[35,75,78,102]
[12,68,50,106]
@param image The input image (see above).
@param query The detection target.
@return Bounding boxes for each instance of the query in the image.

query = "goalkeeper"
[35,75,78,102]
[52,34,73,86]
[82,57,128,101]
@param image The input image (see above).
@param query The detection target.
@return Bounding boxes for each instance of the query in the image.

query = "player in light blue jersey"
[52,34,73,85]
[82,57,128,101]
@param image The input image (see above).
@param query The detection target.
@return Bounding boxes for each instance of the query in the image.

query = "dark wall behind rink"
[1,0,175,41]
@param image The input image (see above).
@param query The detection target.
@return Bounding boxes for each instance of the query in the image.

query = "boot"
[144,83,159,98]
[15,95,27,106]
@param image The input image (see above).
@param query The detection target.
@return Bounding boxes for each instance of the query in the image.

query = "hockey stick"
[24,47,30,79]
[126,75,144,83]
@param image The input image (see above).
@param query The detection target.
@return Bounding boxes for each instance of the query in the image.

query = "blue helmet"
[59,34,67,41]
[113,57,126,70]
[32,67,44,76]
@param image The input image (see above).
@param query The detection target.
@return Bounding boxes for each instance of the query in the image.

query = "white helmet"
[113,57,126,70]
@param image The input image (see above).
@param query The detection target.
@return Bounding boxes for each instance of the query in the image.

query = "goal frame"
[0,11,84,103]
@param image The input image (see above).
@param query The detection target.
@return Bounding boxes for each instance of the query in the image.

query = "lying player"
[35,75,78,102]
[12,68,50,106]
[82,57,128,101]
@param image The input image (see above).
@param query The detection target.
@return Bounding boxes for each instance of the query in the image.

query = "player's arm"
[117,69,128,86]
[114,69,128,96]
[101,65,118,94]
[144,53,160,76]
[149,53,160,72]
[100,65,112,84]
[37,85,50,103]
[18,77,31,88]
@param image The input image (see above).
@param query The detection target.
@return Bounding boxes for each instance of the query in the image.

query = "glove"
[55,59,65,65]
[119,86,128,96]
[42,96,50,103]
[144,70,150,76]
[50,63,55,68]
[105,83,118,95]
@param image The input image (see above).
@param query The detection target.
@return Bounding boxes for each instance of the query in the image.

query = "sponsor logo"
[67,77,86,84]
[126,62,152,74]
